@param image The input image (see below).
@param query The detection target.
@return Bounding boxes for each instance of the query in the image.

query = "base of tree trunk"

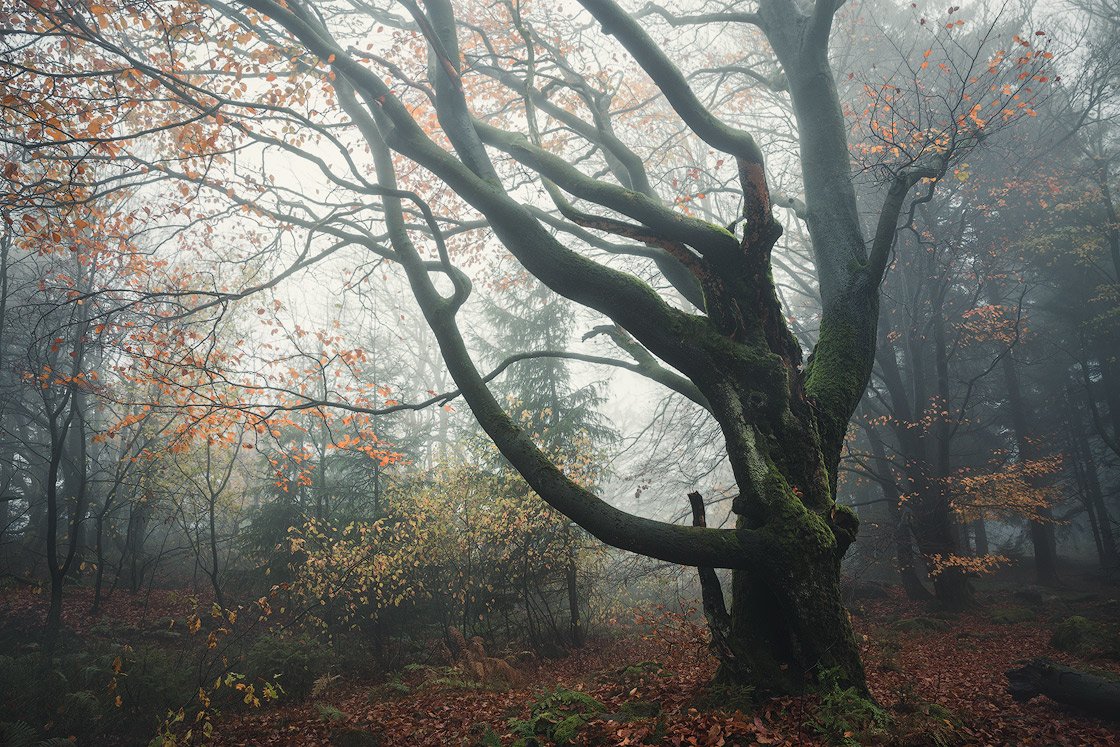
[1006,658,1120,721]
[931,568,975,611]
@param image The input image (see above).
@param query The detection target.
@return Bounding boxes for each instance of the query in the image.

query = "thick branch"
[577,0,767,166]
[583,325,711,410]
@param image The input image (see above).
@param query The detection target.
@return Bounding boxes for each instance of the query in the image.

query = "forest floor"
[2,573,1120,746]
[206,577,1120,747]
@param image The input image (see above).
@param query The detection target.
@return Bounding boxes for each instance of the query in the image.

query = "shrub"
[114,645,196,724]
[0,644,196,745]
[244,634,336,700]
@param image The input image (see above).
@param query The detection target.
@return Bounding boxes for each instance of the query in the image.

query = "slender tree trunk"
[1002,356,1059,586]
[865,426,931,599]
[1069,402,1118,567]
[91,510,106,615]
[564,526,583,647]
[44,404,74,656]
[126,498,149,594]
[1098,355,1120,456]
[931,299,975,605]
[972,515,989,556]
[0,432,12,565]
[208,492,223,607]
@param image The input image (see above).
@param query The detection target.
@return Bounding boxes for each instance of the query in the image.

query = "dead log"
[1006,658,1120,721]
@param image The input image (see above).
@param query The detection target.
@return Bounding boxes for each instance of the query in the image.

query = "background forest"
[1,0,1119,744]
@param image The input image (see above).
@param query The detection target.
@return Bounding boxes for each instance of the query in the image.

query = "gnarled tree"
[4,0,1047,692]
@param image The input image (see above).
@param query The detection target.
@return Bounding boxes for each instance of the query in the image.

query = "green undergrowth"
[810,667,891,746]
[890,681,965,747]
[509,686,607,746]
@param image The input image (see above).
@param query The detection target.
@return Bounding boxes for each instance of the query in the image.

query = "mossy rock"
[989,606,1035,625]
[618,699,661,721]
[509,687,606,746]
[893,617,951,634]
[1051,616,1120,658]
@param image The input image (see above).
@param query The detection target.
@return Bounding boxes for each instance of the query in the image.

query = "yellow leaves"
[928,553,1008,576]
[188,615,201,634]
[948,455,1063,522]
